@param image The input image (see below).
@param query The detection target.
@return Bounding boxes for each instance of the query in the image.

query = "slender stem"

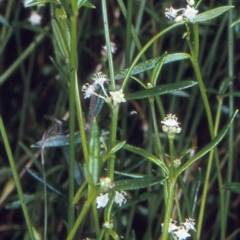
[67,192,97,240]
[101,0,115,90]
[68,14,77,234]
[161,180,176,240]
[226,1,234,238]
[149,98,163,162]
[188,23,215,239]
[0,117,35,240]
[107,105,120,179]
[213,97,225,240]
[125,0,133,66]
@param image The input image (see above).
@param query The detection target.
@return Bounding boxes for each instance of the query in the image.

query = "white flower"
[165,7,185,20]
[161,114,180,127]
[109,89,126,105]
[161,114,181,134]
[82,83,96,99]
[92,72,109,97]
[161,219,178,233]
[183,5,199,22]
[96,193,109,208]
[173,226,191,240]
[28,11,42,25]
[114,191,127,207]
[92,72,109,86]
[162,218,196,240]
[182,218,196,232]
[102,42,117,54]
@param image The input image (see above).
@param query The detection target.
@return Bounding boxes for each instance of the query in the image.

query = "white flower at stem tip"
[92,72,109,97]
[173,226,191,240]
[109,89,126,105]
[165,7,185,20]
[28,11,42,25]
[183,5,199,22]
[96,193,109,209]
[82,83,96,99]
[114,190,127,207]
[182,218,196,232]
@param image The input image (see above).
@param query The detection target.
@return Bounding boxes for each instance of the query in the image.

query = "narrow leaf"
[31,132,81,148]
[125,81,197,100]
[123,144,169,174]
[25,0,54,7]
[176,110,238,177]
[113,176,165,191]
[195,6,234,23]
[223,182,240,194]
[115,53,190,80]
[88,119,100,185]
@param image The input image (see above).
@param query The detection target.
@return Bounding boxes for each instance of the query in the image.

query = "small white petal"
[96,193,109,209]
[161,114,180,127]
[28,11,42,25]
[109,89,126,105]
[82,83,96,99]
[92,72,109,86]
[173,226,191,240]
[114,191,127,207]
[183,218,196,231]
[183,5,199,22]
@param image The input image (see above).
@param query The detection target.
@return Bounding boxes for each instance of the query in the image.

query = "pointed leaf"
[125,81,197,100]
[114,53,190,80]
[31,132,81,148]
[5,194,40,209]
[195,6,234,23]
[176,110,238,177]
[103,141,126,162]
[123,143,169,174]
[24,0,54,7]
[223,182,240,194]
[113,176,165,191]
[88,119,100,185]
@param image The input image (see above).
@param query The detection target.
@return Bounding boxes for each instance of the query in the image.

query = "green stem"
[101,0,115,90]
[161,180,176,240]
[107,105,120,179]
[213,97,225,240]
[149,98,163,162]
[67,192,97,240]
[225,2,234,238]
[188,23,215,239]
[68,14,77,234]
[0,117,35,240]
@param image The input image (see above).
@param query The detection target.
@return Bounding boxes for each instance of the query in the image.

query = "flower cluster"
[82,72,126,106]
[162,218,196,240]
[165,0,198,22]
[96,190,127,209]
[96,177,127,209]
[161,114,182,134]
